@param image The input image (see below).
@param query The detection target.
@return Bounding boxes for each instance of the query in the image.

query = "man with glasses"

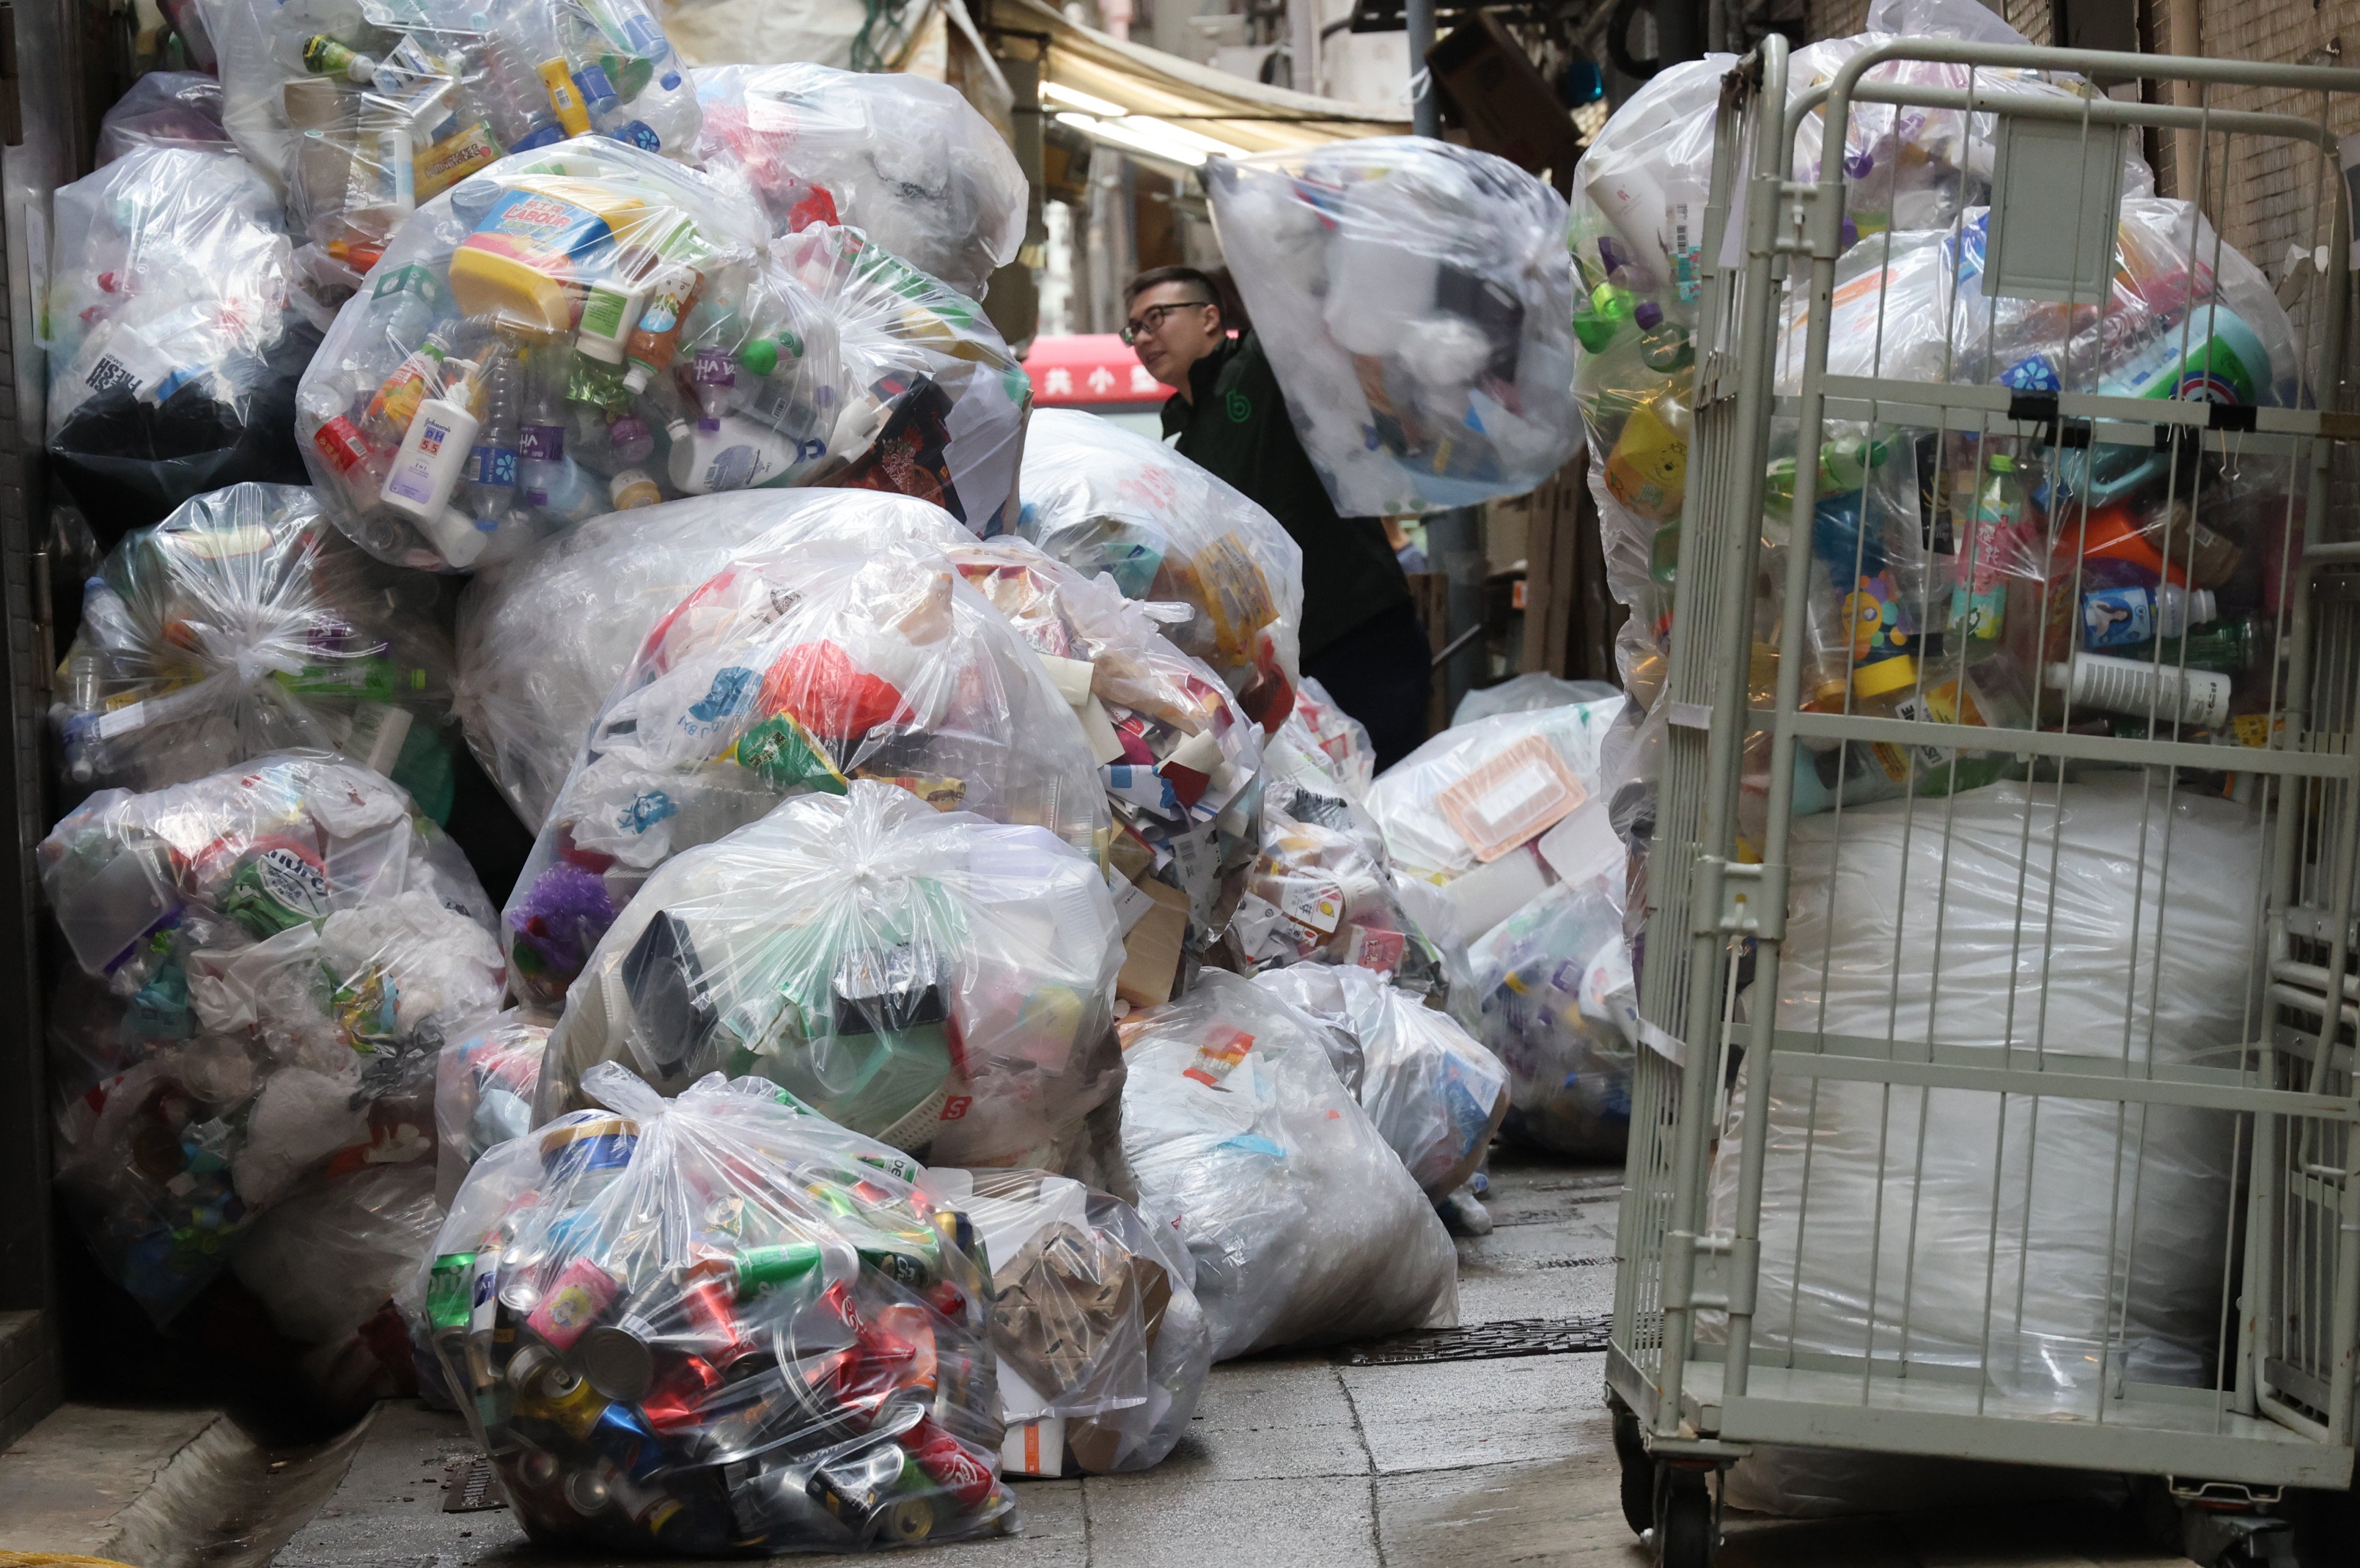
[1123,264,1429,770]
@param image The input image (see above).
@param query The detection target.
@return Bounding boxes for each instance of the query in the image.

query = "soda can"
[902,1415,995,1510]
[589,1403,665,1483]
[426,1252,478,1332]
[527,1257,623,1351]
[640,1352,723,1436]
[805,1441,909,1535]
[506,1343,565,1399]
[730,1242,822,1298]
[678,1273,753,1366]
[857,1242,936,1291]
[564,1464,613,1516]
[580,1316,659,1403]
[517,1365,610,1438]
[539,1114,639,1178]
[877,1491,938,1544]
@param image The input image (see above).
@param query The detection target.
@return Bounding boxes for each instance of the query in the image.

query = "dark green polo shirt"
[1160,331,1410,660]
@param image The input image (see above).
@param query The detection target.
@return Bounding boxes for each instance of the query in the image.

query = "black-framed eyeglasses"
[1121,299,1215,345]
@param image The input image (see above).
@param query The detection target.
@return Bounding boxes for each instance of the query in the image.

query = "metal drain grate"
[1532,1256,1615,1270]
[442,1454,509,1513]
[1334,1314,1612,1366]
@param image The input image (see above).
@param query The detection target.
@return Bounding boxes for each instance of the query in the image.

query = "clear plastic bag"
[1203,138,1579,516]
[45,143,315,527]
[1366,697,1625,883]
[455,489,966,829]
[537,781,1123,1172]
[435,1007,552,1203]
[96,70,231,164]
[1116,969,1459,1359]
[199,0,700,285]
[693,63,1024,300]
[1011,408,1302,728]
[1251,964,1506,1196]
[1284,675,1375,798]
[39,751,501,1321]
[1452,673,1621,728]
[1464,878,1637,1157]
[924,1166,1211,1476]
[947,535,1263,964]
[417,1063,1011,1554]
[502,536,1107,1005]
[50,483,460,817]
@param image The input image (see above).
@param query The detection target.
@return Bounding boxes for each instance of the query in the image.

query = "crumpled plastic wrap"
[455,489,966,829]
[1252,964,1506,1197]
[1202,138,1579,516]
[1452,674,1620,729]
[417,1063,1011,1554]
[96,70,231,164]
[925,1167,1210,1476]
[1116,969,1458,1359]
[947,535,1262,967]
[1708,778,2257,1505]
[39,751,501,1321]
[537,781,1123,1172]
[501,536,1106,1004]
[44,142,315,528]
[435,1007,552,1202]
[1285,675,1375,798]
[50,483,459,817]
[692,63,1025,300]
[1011,407,1302,730]
[198,0,700,289]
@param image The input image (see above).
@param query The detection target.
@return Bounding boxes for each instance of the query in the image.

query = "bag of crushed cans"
[1203,138,1579,516]
[418,1062,1012,1554]
[51,483,459,817]
[501,536,1105,1005]
[199,0,700,286]
[39,751,502,1321]
[692,63,1026,300]
[1117,970,1458,1359]
[435,1007,552,1202]
[946,535,1262,986]
[456,489,965,829]
[1011,407,1301,730]
[1252,964,1506,1199]
[44,142,317,528]
[537,782,1125,1172]
[926,1167,1211,1476]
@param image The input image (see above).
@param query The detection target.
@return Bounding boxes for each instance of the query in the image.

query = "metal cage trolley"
[1606,35,2360,1567]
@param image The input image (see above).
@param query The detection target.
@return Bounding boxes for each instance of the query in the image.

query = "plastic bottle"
[609,467,660,509]
[1950,453,2022,641]
[520,350,598,520]
[665,412,806,494]
[1572,279,1635,354]
[383,359,489,566]
[371,264,449,361]
[2117,615,2261,675]
[2080,584,2216,649]
[2099,304,2272,406]
[1852,653,2022,795]
[466,18,564,153]
[1604,387,1687,522]
[575,278,646,367]
[1766,436,1891,515]
[466,349,522,511]
[1633,300,1693,374]
[300,33,376,81]
[622,258,703,394]
[2045,651,2232,728]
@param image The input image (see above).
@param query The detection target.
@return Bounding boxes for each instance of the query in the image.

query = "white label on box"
[97,700,149,739]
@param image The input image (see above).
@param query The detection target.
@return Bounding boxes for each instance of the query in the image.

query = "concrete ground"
[247,1153,2218,1568]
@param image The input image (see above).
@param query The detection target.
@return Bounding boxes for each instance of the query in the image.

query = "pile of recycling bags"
[1203,138,1580,516]
[52,483,458,814]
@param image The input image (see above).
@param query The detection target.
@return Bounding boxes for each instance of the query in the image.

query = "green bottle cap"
[1988,453,2015,474]
[738,337,779,377]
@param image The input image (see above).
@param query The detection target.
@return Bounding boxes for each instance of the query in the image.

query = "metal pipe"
[1405,0,1438,137]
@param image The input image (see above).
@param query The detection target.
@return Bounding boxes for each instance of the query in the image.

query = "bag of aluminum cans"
[692,63,1025,300]
[455,489,965,829]
[924,1167,1211,1476]
[199,0,700,286]
[1012,408,1301,731]
[435,1008,553,1202]
[44,142,316,528]
[51,483,459,817]
[538,781,1124,1172]
[501,535,1105,1006]
[1252,965,1506,1198]
[946,535,1261,987]
[38,751,501,1321]
[418,1062,1011,1554]
[1117,970,1458,1359]
[1202,138,1579,516]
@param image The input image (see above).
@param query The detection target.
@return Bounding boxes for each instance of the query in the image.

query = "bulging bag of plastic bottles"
[1252,964,1506,1197]
[1464,877,1637,1157]
[455,489,966,829]
[44,143,316,528]
[500,536,1105,1005]
[927,1168,1210,1477]
[200,0,701,284]
[418,1064,1013,1554]
[1013,408,1301,729]
[1116,970,1457,1359]
[51,483,460,816]
[947,535,1263,964]
[435,1007,552,1201]
[38,751,501,1321]
[693,64,1025,300]
[1202,138,1579,516]
[535,783,1124,1173]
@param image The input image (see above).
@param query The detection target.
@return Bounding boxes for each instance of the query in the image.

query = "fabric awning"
[1002,0,1407,161]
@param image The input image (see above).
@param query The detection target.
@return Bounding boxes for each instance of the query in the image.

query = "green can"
[428,1251,479,1332]
[732,1242,824,1298]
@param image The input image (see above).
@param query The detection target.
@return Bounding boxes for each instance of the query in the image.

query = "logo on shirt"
[1225,390,1252,423]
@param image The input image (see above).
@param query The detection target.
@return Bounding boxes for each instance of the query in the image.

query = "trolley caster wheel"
[1653,1465,1717,1568]
[1611,1405,1653,1537]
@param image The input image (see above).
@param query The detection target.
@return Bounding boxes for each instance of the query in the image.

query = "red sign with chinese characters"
[1025,333,1168,407]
